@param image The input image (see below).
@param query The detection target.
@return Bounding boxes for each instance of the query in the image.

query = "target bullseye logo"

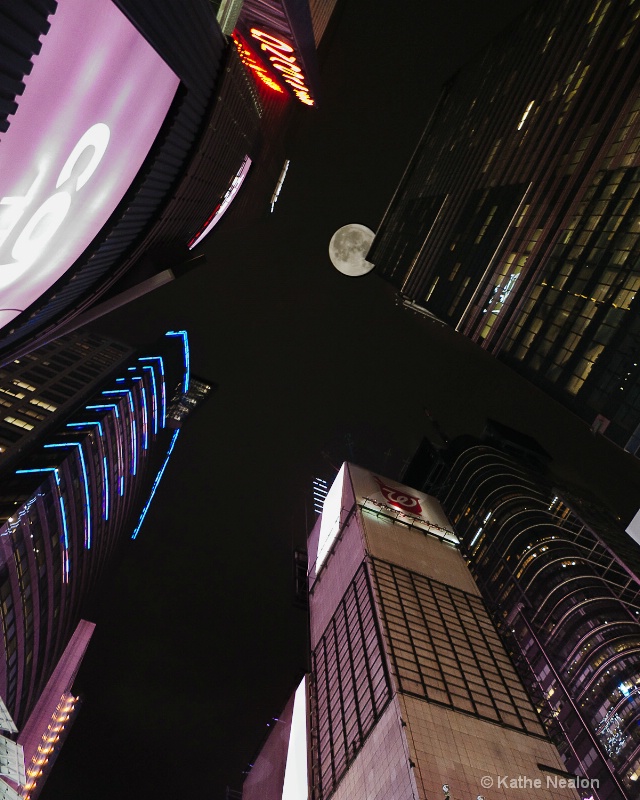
[374,477,422,515]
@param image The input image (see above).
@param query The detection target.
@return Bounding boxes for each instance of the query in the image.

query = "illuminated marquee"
[249,28,314,106]
[232,33,284,94]
[187,155,252,250]
[0,0,179,332]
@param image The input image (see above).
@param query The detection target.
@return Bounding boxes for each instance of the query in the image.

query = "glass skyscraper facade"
[369,0,640,450]
[0,332,133,464]
[0,329,205,799]
[405,427,640,800]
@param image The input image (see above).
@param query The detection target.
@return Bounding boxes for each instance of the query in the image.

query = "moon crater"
[329,224,375,276]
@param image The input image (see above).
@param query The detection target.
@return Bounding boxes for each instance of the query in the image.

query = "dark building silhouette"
[370,0,640,451]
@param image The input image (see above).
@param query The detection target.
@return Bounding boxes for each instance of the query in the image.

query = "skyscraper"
[0,331,133,465]
[369,0,640,451]
[0,328,206,799]
[243,463,585,800]
[407,423,640,800]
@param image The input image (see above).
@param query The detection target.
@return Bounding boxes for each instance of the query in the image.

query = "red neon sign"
[232,34,284,95]
[249,28,314,107]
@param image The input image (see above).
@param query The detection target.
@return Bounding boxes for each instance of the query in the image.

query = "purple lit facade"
[406,428,640,800]
[0,329,199,799]
[17,620,94,799]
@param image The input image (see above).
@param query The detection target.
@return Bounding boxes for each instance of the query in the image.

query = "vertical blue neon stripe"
[76,445,91,549]
[44,443,91,549]
[131,418,137,476]
[139,385,149,449]
[120,475,124,496]
[142,365,159,435]
[103,456,109,521]
[161,369,166,428]
[166,330,190,392]
[58,496,70,582]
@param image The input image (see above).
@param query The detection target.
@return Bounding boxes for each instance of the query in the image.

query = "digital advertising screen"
[0,0,180,331]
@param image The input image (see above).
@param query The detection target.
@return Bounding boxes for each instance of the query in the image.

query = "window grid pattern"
[370,557,543,737]
[440,443,640,794]
[310,562,391,800]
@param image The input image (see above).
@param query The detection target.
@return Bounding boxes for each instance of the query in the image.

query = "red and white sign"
[373,477,423,515]
[349,464,456,539]
[315,464,457,575]
[0,0,180,330]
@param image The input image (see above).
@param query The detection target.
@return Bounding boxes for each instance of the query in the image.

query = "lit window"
[517,101,535,131]
[4,416,34,431]
[29,399,57,412]
[0,388,24,400]
[12,380,36,392]
[425,276,440,302]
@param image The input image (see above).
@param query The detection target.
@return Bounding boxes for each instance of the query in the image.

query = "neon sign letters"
[232,34,284,95]
[0,0,179,332]
[249,28,315,106]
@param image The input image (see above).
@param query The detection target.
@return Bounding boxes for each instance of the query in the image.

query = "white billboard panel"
[0,0,180,329]
[348,463,457,543]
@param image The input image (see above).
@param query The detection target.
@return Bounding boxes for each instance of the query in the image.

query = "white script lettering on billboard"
[0,0,180,330]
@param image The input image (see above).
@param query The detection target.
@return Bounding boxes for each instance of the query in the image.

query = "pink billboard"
[0,0,180,330]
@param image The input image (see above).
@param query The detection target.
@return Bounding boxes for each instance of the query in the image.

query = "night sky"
[40,0,640,798]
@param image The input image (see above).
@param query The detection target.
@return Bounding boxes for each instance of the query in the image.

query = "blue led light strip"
[44,443,92,549]
[131,430,180,540]
[66,421,108,517]
[58,496,71,582]
[139,384,149,450]
[139,356,167,428]
[102,389,133,410]
[86,403,119,419]
[67,421,104,436]
[103,457,110,522]
[15,468,70,581]
[131,418,138,475]
[141,364,159,435]
[165,330,190,393]
[16,467,60,486]
[102,390,136,475]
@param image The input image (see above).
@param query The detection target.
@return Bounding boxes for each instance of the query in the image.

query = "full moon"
[328,223,375,276]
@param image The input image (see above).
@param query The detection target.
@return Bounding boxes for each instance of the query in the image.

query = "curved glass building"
[432,440,640,800]
[0,329,207,799]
